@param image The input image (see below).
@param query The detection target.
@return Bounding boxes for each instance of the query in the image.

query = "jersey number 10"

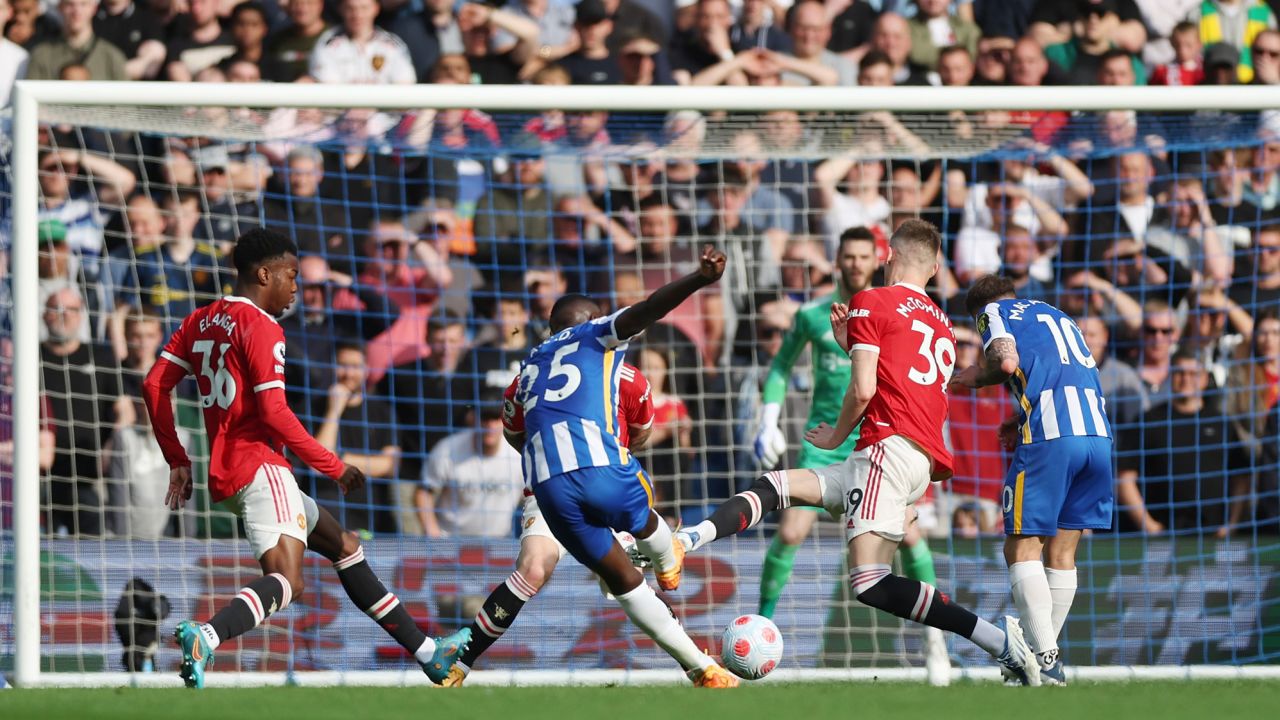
[1036,314,1096,369]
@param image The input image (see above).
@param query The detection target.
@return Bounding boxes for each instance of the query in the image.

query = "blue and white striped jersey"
[979,299,1111,444]
[513,308,637,484]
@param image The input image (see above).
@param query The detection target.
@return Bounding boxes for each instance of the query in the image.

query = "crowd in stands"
[3,0,1280,542]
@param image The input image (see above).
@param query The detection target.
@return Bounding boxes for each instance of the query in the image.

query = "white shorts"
[518,493,568,560]
[812,435,932,543]
[227,464,319,559]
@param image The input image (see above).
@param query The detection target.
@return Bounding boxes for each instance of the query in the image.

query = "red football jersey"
[504,362,654,446]
[846,283,956,481]
[143,296,345,502]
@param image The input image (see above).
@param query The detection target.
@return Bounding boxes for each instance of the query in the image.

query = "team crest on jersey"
[977,313,989,334]
[297,513,307,530]
[372,54,385,71]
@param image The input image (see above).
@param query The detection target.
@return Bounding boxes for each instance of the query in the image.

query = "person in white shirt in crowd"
[417,397,525,538]
[310,0,415,84]
[0,0,29,106]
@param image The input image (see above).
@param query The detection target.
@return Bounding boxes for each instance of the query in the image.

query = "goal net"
[2,84,1279,686]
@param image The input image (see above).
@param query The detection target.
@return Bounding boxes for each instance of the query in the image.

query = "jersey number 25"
[516,342,583,411]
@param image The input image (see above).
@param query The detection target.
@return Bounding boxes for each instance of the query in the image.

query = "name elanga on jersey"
[199,311,238,337]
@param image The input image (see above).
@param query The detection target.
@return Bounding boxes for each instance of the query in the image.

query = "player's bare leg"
[445,536,562,687]
[593,537,736,687]
[308,507,470,683]
[678,469,824,551]
[1006,529,1081,685]
[759,508,819,617]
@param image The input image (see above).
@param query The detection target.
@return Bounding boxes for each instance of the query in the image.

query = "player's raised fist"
[336,464,366,495]
[697,244,727,282]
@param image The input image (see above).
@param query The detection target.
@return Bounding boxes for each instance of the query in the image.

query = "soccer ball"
[720,614,784,680]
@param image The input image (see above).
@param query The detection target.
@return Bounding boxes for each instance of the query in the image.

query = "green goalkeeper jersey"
[762,291,860,468]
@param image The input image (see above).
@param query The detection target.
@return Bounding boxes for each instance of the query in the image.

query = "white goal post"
[9,82,1280,689]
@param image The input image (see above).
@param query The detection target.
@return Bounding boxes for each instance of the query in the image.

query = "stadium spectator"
[941,322,1007,534]
[310,0,415,84]
[548,194,636,288]
[953,183,1066,284]
[907,0,981,71]
[972,33,1013,84]
[501,0,576,69]
[1148,21,1204,85]
[378,311,470,513]
[263,146,353,272]
[997,225,1054,304]
[700,163,786,296]
[1046,3,1146,86]
[281,253,400,424]
[41,286,121,537]
[1179,286,1248,392]
[261,0,328,82]
[731,0,791,54]
[815,152,889,258]
[1228,310,1280,450]
[379,0,460,82]
[107,311,185,538]
[472,147,554,277]
[1188,0,1278,83]
[558,0,620,84]
[777,235,832,301]
[1075,150,1158,263]
[1205,147,1258,248]
[1251,28,1280,83]
[695,130,796,235]
[102,195,165,336]
[453,0,540,84]
[693,45,837,86]
[671,0,736,84]
[937,44,975,85]
[1229,222,1280,313]
[37,218,98,343]
[416,398,523,538]
[38,149,134,304]
[312,340,400,533]
[186,144,262,248]
[617,31,666,85]
[1119,350,1251,534]
[783,0,856,86]
[26,0,127,80]
[1243,131,1280,211]
[92,0,165,79]
[599,0,666,54]
[868,12,930,85]
[636,346,692,521]
[457,292,536,408]
[1077,313,1149,429]
[5,0,59,49]
[1030,0,1147,57]
[164,0,235,81]
[827,0,877,56]
[1135,298,1180,402]
[215,1,269,72]
[0,0,27,105]
[1144,177,1232,287]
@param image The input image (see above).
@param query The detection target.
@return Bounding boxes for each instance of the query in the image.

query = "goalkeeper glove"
[753,402,788,470]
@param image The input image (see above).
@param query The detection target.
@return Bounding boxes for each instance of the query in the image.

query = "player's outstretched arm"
[141,356,193,472]
[613,245,726,341]
[952,337,1019,389]
[806,347,877,450]
[756,311,809,469]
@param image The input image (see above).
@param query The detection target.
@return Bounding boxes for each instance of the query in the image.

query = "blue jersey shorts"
[530,461,655,566]
[1003,435,1114,536]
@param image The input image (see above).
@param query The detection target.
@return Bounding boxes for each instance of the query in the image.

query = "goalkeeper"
[753,226,950,683]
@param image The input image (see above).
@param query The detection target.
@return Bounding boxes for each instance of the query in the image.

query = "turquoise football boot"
[174,620,214,689]
[423,628,472,685]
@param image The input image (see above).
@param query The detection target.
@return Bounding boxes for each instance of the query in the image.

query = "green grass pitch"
[2,682,1278,720]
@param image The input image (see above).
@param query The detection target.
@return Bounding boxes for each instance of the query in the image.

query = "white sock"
[412,636,438,665]
[616,582,712,672]
[683,520,717,552]
[199,623,221,651]
[635,513,679,572]
[969,617,1006,657]
[1045,567,1078,641]
[1009,560,1058,667]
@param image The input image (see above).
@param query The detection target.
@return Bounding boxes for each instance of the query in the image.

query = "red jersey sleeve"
[502,375,525,434]
[241,317,345,480]
[144,318,195,469]
[621,364,655,432]
[846,289,890,357]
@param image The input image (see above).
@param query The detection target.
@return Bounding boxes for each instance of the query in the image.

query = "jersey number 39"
[907,320,956,387]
